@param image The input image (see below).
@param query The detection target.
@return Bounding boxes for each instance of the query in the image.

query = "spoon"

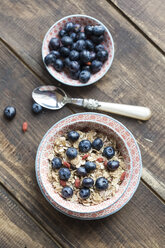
[32,85,151,120]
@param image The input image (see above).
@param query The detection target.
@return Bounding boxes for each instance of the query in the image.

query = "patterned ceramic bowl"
[35,113,142,219]
[42,14,114,87]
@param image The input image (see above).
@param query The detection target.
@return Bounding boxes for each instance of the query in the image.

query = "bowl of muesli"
[36,113,142,219]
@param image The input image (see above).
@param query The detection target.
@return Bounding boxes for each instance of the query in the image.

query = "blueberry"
[77,32,86,40]
[103,146,115,159]
[92,138,103,151]
[85,161,96,172]
[82,65,91,72]
[4,106,16,120]
[69,61,80,72]
[49,38,60,50]
[93,25,105,36]
[70,32,77,42]
[70,70,80,80]
[32,103,43,114]
[91,35,104,44]
[80,50,91,63]
[79,70,91,83]
[73,23,81,33]
[65,22,74,33]
[61,36,73,47]
[95,44,105,52]
[79,140,92,153]
[76,167,87,176]
[44,53,56,66]
[61,186,73,198]
[64,57,71,68]
[67,131,80,142]
[85,40,94,51]
[75,40,86,52]
[54,59,64,72]
[59,29,67,38]
[59,168,71,181]
[97,50,108,62]
[95,177,108,191]
[66,147,78,159]
[69,50,79,61]
[107,160,120,171]
[71,42,77,50]
[60,46,70,58]
[84,25,94,36]
[90,51,96,61]
[51,157,62,169]
[50,50,60,59]
[82,177,94,188]
[91,60,103,73]
[79,188,90,199]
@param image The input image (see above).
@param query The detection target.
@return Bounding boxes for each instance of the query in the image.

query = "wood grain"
[0,42,165,248]
[0,185,60,248]
[108,0,165,51]
[1,0,164,197]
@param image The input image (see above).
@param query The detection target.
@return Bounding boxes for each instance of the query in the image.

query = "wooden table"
[0,0,164,247]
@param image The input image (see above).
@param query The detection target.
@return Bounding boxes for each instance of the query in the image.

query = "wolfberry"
[104,160,107,168]
[86,62,91,66]
[60,180,66,187]
[97,157,104,162]
[22,122,28,132]
[120,172,126,182]
[75,178,80,188]
[82,154,89,160]
[63,161,71,168]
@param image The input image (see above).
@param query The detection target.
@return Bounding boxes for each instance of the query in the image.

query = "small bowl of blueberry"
[42,14,114,86]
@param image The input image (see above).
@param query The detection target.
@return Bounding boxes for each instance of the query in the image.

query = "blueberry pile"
[44,22,108,83]
[51,131,120,200]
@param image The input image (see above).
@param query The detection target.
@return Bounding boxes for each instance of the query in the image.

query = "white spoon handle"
[65,97,151,120]
[82,99,151,120]
[97,102,151,120]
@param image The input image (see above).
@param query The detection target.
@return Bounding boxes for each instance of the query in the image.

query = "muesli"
[48,130,126,206]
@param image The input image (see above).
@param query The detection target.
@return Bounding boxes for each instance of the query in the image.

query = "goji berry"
[86,62,91,66]
[104,160,107,168]
[60,180,66,187]
[82,154,89,160]
[97,157,104,162]
[120,172,126,182]
[63,161,71,168]
[75,178,80,188]
[22,122,28,132]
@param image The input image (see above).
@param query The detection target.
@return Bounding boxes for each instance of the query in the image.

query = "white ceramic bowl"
[35,113,142,219]
[42,14,114,87]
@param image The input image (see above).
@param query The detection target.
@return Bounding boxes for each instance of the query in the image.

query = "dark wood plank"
[108,0,165,51]
[0,0,164,197]
[0,42,165,248]
[0,185,60,248]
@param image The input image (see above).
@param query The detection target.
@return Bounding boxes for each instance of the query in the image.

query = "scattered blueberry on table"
[4,106,16,120]
[44,22,108,83]
[32,103,43,114]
